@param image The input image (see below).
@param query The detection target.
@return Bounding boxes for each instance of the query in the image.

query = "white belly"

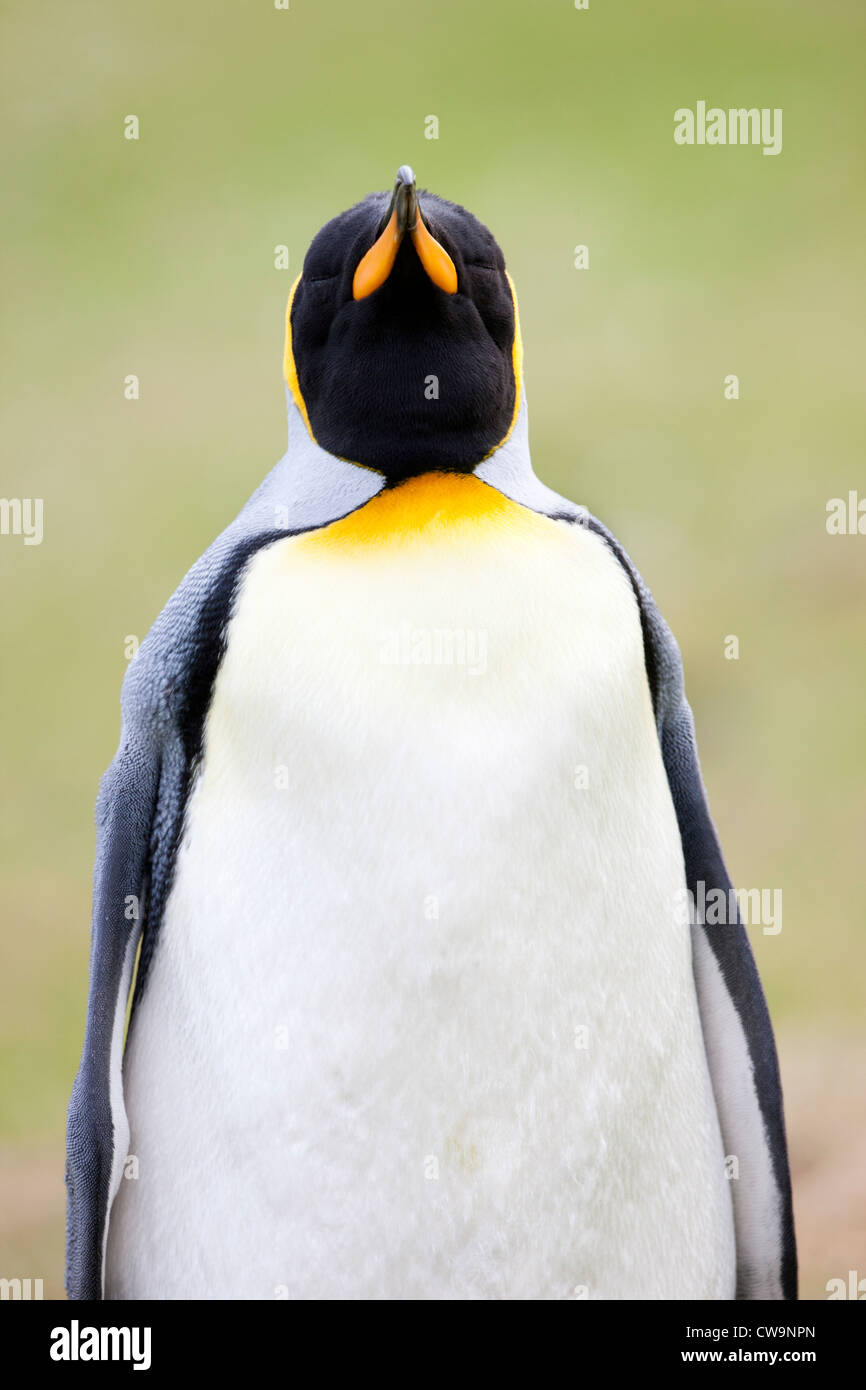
[107,477,735,1299]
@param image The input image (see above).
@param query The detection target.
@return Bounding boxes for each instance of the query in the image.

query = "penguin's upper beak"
[352,165,458,301]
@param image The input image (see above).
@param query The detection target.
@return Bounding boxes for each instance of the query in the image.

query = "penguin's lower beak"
[352,166,458,301]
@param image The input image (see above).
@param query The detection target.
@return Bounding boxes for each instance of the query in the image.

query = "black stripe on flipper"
[672,717,798,1300]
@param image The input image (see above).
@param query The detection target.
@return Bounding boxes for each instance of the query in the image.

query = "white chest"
[108,480,734,1299]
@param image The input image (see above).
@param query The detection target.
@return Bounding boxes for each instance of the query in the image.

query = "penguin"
[66,165,796,1301]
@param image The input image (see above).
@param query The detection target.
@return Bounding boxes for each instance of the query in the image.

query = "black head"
[285,167,520,482]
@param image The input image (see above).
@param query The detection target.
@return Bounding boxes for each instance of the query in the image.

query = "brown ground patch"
[781,1032,866,1300]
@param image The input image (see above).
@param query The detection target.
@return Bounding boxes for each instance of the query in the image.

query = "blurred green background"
[1,0,863,1299]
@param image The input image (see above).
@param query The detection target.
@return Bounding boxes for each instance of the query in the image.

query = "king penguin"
[66,166,796,1301]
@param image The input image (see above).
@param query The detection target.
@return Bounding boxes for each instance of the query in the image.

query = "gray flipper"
[65,428,382,1299]
[65,702,158,1299]
[584,515,797,1301]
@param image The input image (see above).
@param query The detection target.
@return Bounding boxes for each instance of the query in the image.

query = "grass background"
[1,0,863,1299]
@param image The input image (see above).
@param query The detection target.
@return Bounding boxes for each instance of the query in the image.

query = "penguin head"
[285,166,521,482]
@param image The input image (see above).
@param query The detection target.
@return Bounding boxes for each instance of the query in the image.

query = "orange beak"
[352,165,458,301]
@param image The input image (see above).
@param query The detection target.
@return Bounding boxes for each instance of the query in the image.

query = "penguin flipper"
[585,516,797,1301]
[65,718,159,1301]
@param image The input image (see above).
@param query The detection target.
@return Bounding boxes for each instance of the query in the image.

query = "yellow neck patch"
[294,472,546,555]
